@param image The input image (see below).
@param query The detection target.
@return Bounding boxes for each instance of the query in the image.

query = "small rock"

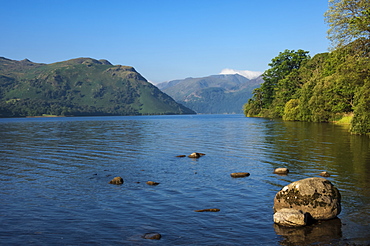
[319,171,330,177]
[273,208,307,227]
[188,152,205,158]
[194,208,220,212]
[146,181,160,186]
[230,172,250,178]
[108,177,124,185]
[176,155,186,157]
[274,168,289,175]
[142,232,161,240]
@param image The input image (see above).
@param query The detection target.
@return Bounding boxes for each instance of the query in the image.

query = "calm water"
[0,114,369,245]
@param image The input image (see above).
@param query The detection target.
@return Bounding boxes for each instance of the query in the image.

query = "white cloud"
[220,68,262,80]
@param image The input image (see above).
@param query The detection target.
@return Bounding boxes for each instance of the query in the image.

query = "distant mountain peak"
[157,73,263,114]
[21,58,32,63]
[219,68,262,80]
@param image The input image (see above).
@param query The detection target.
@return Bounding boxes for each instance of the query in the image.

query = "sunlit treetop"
[324,0,370,50]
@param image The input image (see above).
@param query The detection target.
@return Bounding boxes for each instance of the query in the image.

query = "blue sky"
[1,0,330,83]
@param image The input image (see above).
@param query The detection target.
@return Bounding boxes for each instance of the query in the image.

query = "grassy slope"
[0,57,195,116]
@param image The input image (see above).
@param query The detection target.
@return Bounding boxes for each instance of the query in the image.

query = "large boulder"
[274,177,341,220]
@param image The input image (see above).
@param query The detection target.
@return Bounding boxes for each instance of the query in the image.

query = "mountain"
[0,57,195,117]
[156,74,263,114]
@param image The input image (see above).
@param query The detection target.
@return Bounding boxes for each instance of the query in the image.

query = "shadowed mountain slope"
[157,74,263,114]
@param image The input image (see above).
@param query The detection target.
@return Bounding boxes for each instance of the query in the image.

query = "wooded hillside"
[244,0,370,134]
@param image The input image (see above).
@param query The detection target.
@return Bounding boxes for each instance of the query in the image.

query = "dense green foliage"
[158,74,262,114]
[244,42,370,134]
[244,0,370,134]
[0,57,195,117]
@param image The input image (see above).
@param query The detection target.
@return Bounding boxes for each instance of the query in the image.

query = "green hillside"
[0,57,195,117]
[244,43,370,134]
[244,1,370,134]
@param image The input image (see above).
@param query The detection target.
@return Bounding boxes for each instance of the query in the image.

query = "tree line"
[244,0,370,134]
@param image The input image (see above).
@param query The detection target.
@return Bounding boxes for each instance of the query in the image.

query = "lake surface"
[0,114,369,245]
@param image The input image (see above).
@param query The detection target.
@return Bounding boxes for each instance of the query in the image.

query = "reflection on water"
[0,115,369,245]
[274,218,342,245]
[263,120,370,244]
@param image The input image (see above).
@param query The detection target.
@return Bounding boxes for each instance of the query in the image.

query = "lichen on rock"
[273,177,341,220]
[273,208,308,227]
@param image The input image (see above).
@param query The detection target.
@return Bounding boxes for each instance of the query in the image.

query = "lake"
[0,114,369,245]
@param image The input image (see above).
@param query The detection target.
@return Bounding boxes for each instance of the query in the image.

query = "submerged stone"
[194,208,220,212]
[274,177,341,220]
[146,181,160,186]
[143,232,161,240]
[230,172,250,178]
[108,177,124,185]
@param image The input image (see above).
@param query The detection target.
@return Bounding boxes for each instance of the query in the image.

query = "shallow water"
[0,114,369,245]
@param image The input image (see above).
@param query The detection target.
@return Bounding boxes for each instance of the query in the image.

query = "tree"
[283,99,301,121]
[261,49,310,115]
[351,78,370,134]
[244,49,310,117]
[243,88,263,116]
[325,0,370,50]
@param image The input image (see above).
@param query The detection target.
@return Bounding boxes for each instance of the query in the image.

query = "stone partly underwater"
[273,177,341,221]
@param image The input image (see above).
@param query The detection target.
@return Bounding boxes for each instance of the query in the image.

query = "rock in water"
[188,152,205,158]
[142,232,161,240]
[274,168,289,175]
[230,172,250,178]
[146,181,160,186]
[274,177,341,220]
[108,177,124,185]
[273,208,307,227]
[194,208,220,212]
[319,171,330,177]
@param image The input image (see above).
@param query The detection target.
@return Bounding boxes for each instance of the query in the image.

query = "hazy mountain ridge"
[157,74,263,114]
[0,57,195,117]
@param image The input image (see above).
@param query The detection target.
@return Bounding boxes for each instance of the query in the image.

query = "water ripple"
[0,115,369,245]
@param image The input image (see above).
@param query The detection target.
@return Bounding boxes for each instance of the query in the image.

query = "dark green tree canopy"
[262,49,310,104]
